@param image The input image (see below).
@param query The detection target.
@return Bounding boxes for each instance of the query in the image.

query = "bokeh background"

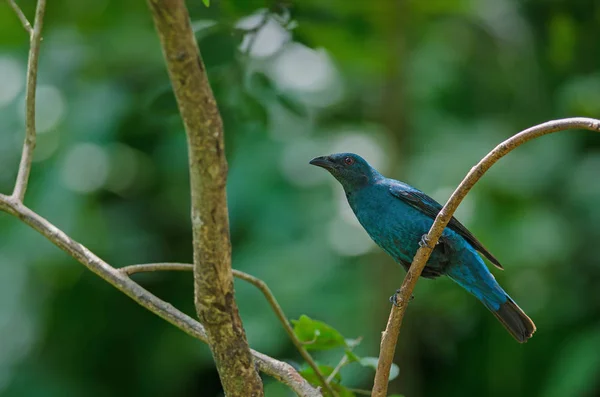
[1,0,600,396]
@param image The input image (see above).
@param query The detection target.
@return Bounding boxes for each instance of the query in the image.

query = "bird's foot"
[419,234,435,249]
[389,289,401,307]
[389,289,415,307]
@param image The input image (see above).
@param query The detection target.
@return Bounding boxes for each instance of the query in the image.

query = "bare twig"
[7,0,33,35]
[232,269,336,396]
[327,356,348,384]
[371,117,600,396]
[12,0,46,202]
[121,263,193,275]
[120,262,336,397]
[146,1,262,395]
[326,336,361,385]
[0,195,321,397]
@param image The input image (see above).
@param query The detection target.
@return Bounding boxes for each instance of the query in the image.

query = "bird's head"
[309,152,382,190]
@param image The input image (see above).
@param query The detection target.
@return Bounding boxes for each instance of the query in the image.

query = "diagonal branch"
[12,0,46,201]
[121,263,336,396]
[145,1,262,395]
[371,117,600,396]
[0,195,321,397]
[7,0,33,35]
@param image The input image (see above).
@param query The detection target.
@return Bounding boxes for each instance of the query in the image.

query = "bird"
[309,152,536,343]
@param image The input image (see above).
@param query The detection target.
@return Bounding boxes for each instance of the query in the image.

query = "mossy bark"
[146,1,263,395]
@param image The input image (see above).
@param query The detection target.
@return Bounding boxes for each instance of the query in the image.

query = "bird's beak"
[309,156,335,170]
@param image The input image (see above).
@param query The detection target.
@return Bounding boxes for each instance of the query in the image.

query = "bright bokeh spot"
[238,13,290,58]
[328,216,375,257]
[272,44,336,92]
[0,58,24,107]
[330,132,388,171]
[18,85,67,133]
[280,139,330,187]
[61,143,109,193]
[271,44,343,107]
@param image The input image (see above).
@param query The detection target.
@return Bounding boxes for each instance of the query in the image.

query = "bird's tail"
[486,296,536,343]
[446,262,536,343]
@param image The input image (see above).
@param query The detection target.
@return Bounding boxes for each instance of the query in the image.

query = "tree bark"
[146,1,263,395]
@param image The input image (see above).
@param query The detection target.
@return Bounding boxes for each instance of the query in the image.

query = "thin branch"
[371,117,600,396]
[120,262,336,397]
[232,269,337,396]
[121,263,193,275]
[12,0,46,202]
[146,1,262,395]
[326,336,361,385]
[0,195,321,397]
[326,356,347,384]
[7,0,33,35]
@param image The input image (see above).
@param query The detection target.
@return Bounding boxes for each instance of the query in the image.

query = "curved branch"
[0,195,321,397]
[121,263,335,396]
[12,0,46,201]
[372,117,600,396]
[232,270,335,396]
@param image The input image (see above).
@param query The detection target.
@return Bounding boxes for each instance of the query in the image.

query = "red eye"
[343,156,355,166]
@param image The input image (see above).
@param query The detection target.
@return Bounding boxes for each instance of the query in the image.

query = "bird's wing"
[389,182,504,270]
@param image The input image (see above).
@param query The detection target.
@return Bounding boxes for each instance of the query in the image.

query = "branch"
[231,270,336,396]
[7,0,33,35]
[371,117,600,396]
[0,195,321,397]
[12,0,46,201]
[121,263,336,397]
[121,263,193,275]
[146,1,262,395]
[326,337,360,385]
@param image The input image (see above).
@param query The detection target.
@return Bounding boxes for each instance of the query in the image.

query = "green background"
[1,0,599,396]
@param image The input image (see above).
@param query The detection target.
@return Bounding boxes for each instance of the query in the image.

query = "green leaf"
[389,395,406,397]
[333,384,356,397]
[359,357,400,381]
[300,366,356,397]
[202,0,210,7]
[291,315,346,350]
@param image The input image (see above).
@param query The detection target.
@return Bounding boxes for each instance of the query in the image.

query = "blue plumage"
[310,152,535,342]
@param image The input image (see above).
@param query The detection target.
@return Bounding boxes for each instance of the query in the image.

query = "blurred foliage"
[1,0,600,396]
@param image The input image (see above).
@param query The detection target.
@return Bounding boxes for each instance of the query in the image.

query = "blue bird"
[310,152,536,343]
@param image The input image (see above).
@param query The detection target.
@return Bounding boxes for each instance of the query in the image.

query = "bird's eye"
[343,156,355,166]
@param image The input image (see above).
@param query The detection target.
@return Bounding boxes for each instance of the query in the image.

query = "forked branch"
[372,117,600,397]
[0,195,321,397]
[7,0,33,35]
[12,0,46,201]
[2,0,320,395]
[121,263,336,396]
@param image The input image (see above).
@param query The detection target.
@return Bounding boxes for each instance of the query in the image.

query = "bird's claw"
[389,289,415,306]
[419,234,435,249]
[389,290,401,307]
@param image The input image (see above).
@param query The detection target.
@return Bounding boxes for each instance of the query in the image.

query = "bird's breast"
[348,188,429,262]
